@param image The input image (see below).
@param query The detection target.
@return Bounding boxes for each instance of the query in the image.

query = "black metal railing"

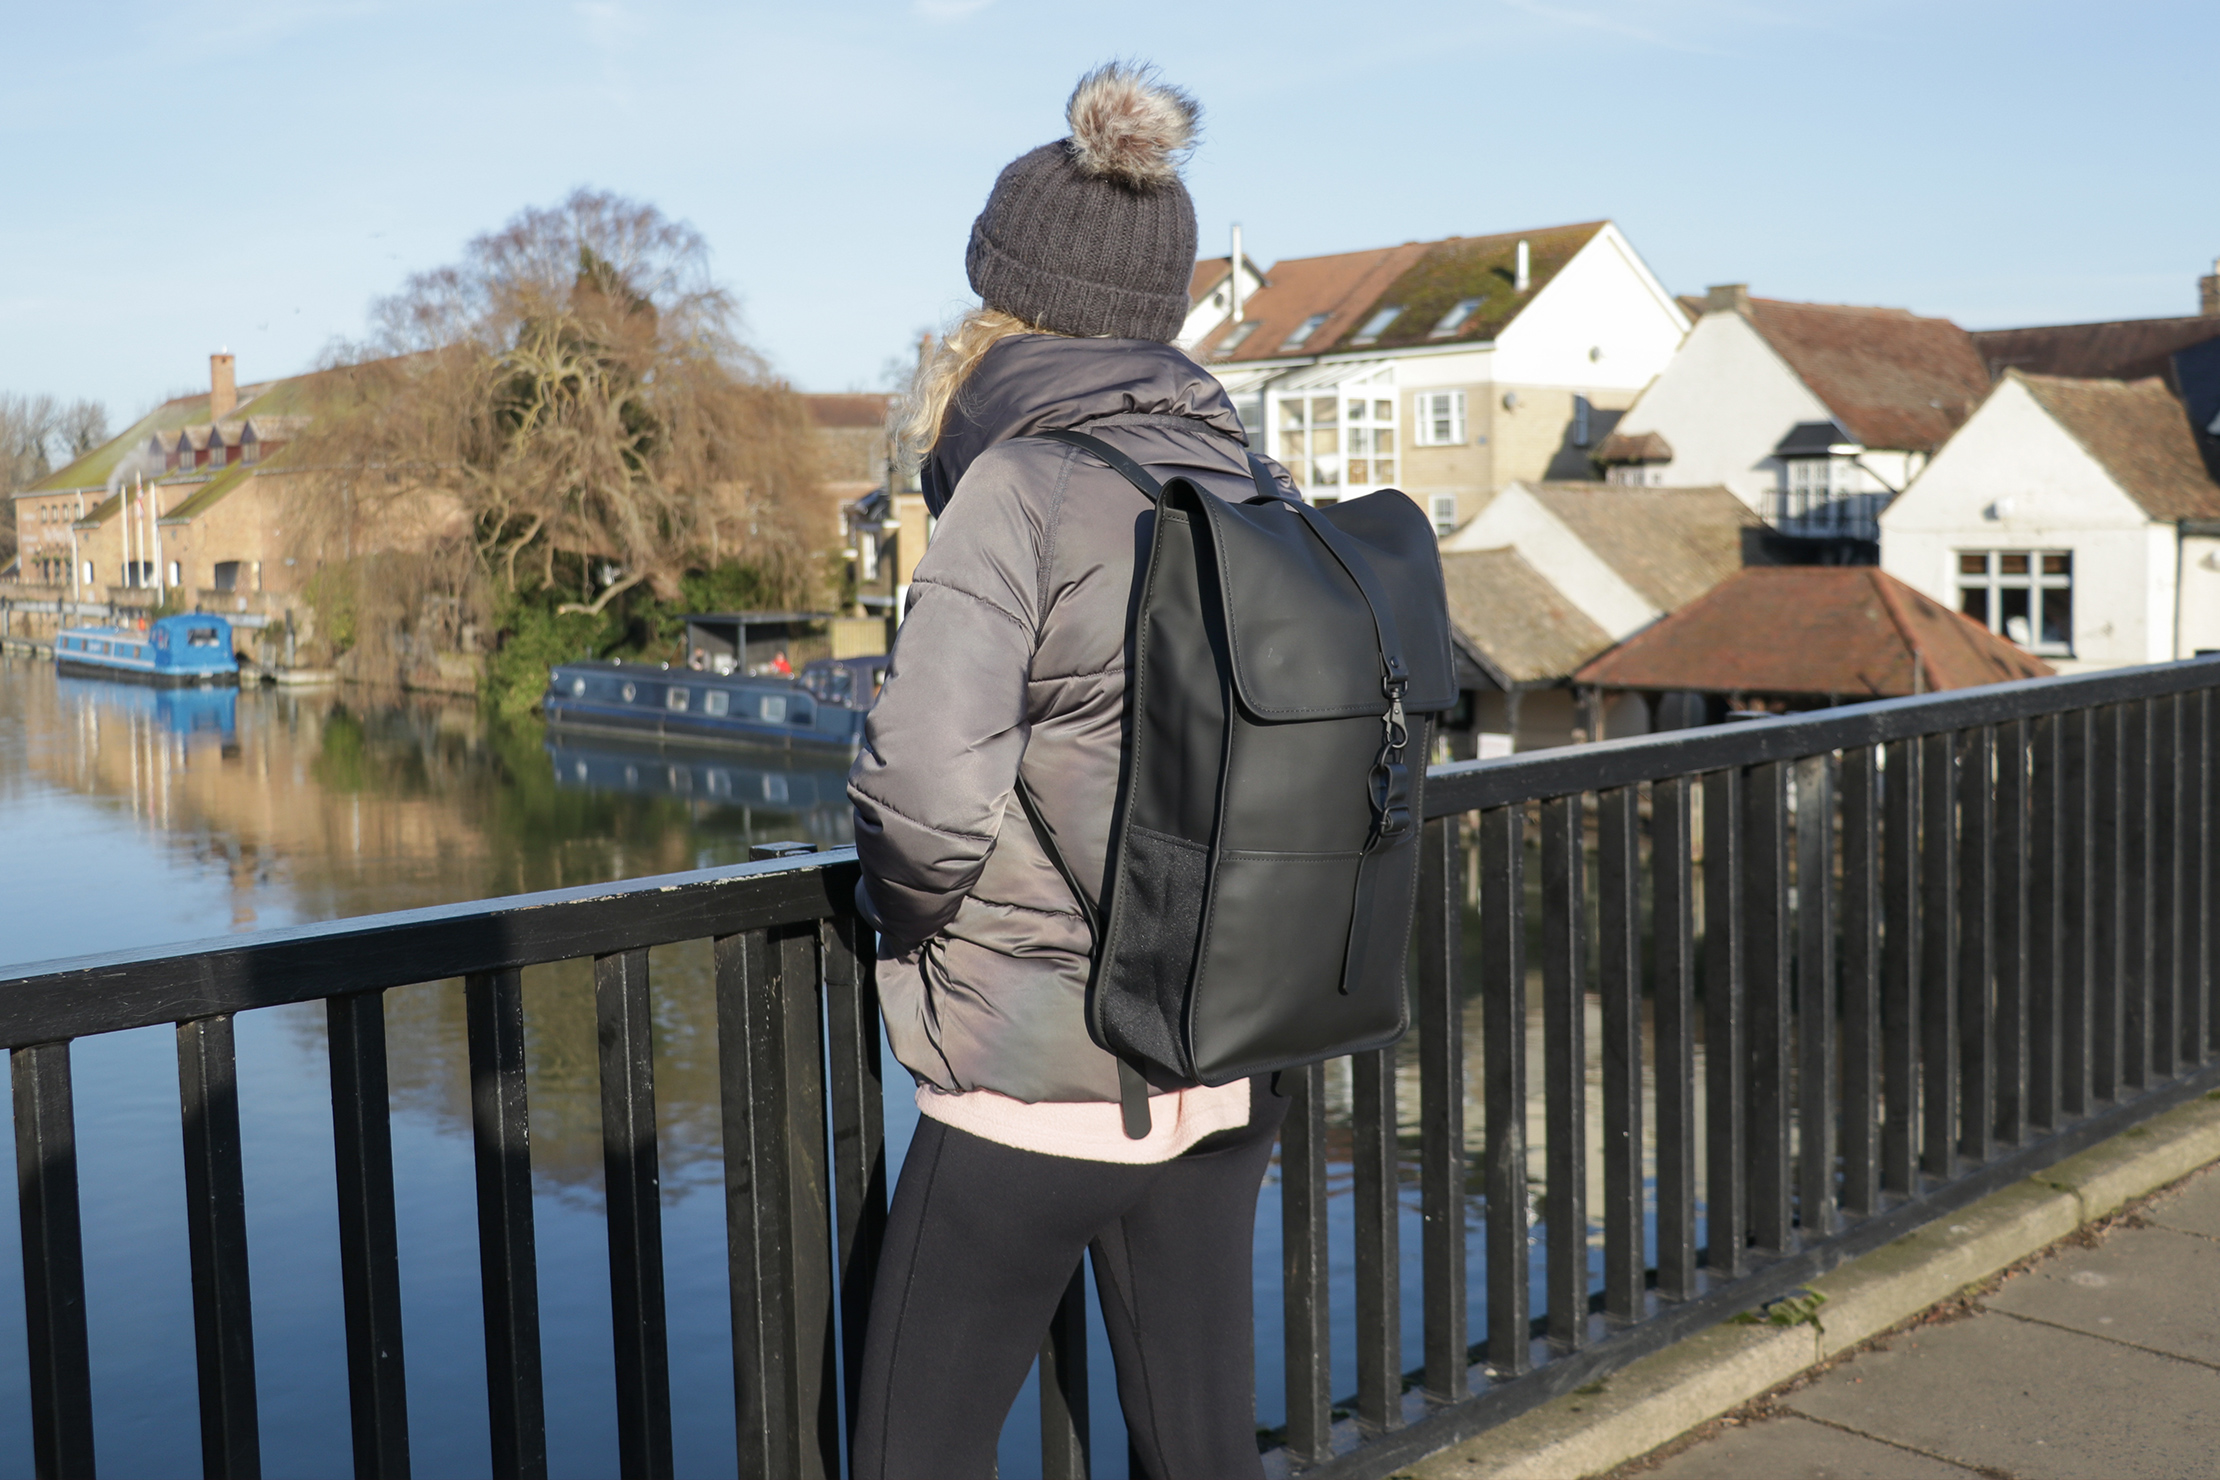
[4,657,2220,1478]
[1765,489,1885,543]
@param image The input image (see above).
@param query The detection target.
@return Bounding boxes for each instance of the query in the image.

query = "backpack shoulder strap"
[1030,427,1162,500]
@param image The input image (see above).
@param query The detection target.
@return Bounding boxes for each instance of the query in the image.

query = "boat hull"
[56,657,240,688]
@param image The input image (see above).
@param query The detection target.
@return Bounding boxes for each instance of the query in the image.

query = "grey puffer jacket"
[849,335,1299,1104]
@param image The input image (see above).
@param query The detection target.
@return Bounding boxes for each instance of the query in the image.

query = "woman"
[849,61,1299,1480]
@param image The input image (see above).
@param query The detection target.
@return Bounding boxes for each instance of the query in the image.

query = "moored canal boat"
[54,614,240,687]
[543,659,866,753]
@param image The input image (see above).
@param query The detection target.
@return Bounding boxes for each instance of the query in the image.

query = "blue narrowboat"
[55,614,239,687]
[543,660,866,753]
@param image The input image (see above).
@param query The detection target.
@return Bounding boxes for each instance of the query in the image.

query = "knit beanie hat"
[966,63,1201,344]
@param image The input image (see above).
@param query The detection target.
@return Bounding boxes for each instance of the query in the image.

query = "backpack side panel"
[1090,506,1227,1078]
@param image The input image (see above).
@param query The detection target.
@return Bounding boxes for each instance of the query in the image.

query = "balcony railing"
[1,656,2218,1478]
[1767,489,1886,543]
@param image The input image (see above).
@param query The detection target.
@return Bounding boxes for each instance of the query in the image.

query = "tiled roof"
[2014,372,2220,521]
[1192,221,1609,364]
[1520,482,1768,611]
[1441,547,1615,686]
[1190,257,1231,303]
[1972,316,2220,386]
[1576,567,2054,697]
[802,393,890,430]
[1592,429,1673,464]
[1742,299,1990,452]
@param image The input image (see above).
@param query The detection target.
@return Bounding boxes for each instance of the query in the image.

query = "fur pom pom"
[1065,62,1199,188]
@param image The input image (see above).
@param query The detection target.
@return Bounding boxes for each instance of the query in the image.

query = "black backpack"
[1016,429,1457,1136]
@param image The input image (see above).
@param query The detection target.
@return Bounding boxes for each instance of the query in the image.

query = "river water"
[0,656,1664,1479]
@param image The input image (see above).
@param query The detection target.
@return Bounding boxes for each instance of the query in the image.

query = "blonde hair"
[899,307,1059,461]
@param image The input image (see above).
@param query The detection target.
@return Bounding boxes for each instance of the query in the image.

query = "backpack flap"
[1186,486,1457,720]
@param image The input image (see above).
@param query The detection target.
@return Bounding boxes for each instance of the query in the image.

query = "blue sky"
[3,0,2213,419]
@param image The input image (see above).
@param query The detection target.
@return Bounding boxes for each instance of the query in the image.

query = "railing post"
[1920,731,1959,1181]
[1995,720,2030,1146]
[1882,738,1922,1196]
[2091,705,2124,1101]
[1597,786,1644,1323]
[2151,695,2181,1080]
[595,949,673,1480]
[327,990,410,1480]
[820,906,885,1453]
[178,1013,262,1480]
[1280,1060,1332,1465]
[1703,769,1748,1273]
[12,1041,95,1480]
[1745,762,1792,1254]
[1540,793,1588,1352]
[1795,755,1838,1240]
[1651,778,1699,1299]
[1839,747,1882,1215]
[2122,700,2153,1090]
[1957,727,1995,1165]
[465,969,547,1480]
[1416,813,1469,1401]
[1352,1045,1402,1434]
[1479,804,1530,1379]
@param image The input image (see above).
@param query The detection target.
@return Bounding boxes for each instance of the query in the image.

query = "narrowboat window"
[666,687,690,712]
[569,677,587,697]
[92,641,109,655]
[154,629,170,648]
[621,682,638,702]
[188,628,221,647]
[702,690,731,717]
[761,695,788,723]
[763,774,791,804]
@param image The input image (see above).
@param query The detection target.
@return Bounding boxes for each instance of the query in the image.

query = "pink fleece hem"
[915,1078,1253,1164]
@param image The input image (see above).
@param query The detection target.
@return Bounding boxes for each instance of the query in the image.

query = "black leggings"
[852,1082,1290,1480]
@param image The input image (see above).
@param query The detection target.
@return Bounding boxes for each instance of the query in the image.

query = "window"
[1958,550,2072,655]
[167,560,181,585]
[1572,395,1593,448]
[209,442,226,469]
[1430,495,1459,535]
[81,562,93,585]
[703,690,731,717]
[859,531,879,582]
[1412,391,1467,446]
[761,694,788,723]
[242,439,258,464]
[569,676,587,696]
[1429,298,1484,338]
[665,686,690,712]
[1272,386,1398,495]
[1214,321,1259,356]
[620,682,638,702]
[212,561,240,592]
[1279,313,1331,353]
[1351,307,1403,346]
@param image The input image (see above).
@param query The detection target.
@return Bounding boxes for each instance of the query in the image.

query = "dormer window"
[1214,321,1259,357]
[1429,298,1484,339]
[242,436,258,465]
[1279,313,1331,353]
[1351,307,1403,346]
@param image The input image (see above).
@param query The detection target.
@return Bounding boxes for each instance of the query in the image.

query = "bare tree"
[1,393,109,567]
[291,190,826,623]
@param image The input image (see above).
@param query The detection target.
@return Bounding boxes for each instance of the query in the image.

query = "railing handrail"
[1430,654,2220,814]
[0,849,859,1049]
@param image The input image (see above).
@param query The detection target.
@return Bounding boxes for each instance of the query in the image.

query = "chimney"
[1515,240,1531,293]
[210,353,237,422]
[1704,283,1752,315]
[2202,257,2220,317]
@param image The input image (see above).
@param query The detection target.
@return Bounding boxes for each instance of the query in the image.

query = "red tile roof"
[1973,316,2220,386]
[1190,257,1230,304]
[2014,373,2220,521]
[803,393,891,430]
[1192,222,1609,364]
[1741,299,1991,453]
[1575,567,2053,698]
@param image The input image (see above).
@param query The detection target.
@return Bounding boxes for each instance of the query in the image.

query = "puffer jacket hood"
[920,335,1248,514]
[851,334,1296,1104]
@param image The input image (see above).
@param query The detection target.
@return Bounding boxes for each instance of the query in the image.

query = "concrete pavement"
[1621,1167,2220,1480]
